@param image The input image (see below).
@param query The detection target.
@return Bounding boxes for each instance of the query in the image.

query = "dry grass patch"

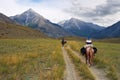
[0,39,65,80]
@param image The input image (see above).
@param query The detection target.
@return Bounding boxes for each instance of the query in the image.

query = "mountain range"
[58,18,105,37]
[10,9,71,38]
[0,9,120,39]
[93,21,120,39]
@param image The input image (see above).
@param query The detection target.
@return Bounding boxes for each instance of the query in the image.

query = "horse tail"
[89,47,94,66]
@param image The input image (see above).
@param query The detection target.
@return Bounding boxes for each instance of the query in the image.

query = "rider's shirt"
[84,44,93,48]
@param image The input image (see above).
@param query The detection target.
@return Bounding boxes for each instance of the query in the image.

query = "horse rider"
[84,39,93,48]
[61,38,67,47]
[84,39,96,56]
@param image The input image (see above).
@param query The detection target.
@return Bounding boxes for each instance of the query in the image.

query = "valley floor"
[0,39,119,80]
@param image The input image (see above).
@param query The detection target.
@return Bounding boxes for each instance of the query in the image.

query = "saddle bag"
[80,47,97,55]
[93,47,97,54]
[80,47,86,55]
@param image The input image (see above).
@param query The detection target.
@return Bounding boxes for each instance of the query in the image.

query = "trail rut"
[62,47,80,80]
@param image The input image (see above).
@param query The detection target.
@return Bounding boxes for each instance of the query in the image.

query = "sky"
[0,0,120,27]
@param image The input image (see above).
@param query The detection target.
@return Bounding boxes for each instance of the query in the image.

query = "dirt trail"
[62,47,80,80]
[68,46,109,80]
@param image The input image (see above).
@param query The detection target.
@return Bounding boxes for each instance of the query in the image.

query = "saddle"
[80,47,97,55]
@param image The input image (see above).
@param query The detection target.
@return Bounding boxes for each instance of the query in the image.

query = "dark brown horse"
[61,39,67,47]
[85,47,94,67]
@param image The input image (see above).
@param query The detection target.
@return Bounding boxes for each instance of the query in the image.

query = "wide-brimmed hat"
[86,39,92,44]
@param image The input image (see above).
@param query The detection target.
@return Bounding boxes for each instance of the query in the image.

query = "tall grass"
[0,39,65,80]
[94,42,119,80]
[68,41,82,52]
[69,40,120,80]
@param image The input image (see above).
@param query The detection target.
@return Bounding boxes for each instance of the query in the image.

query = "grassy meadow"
[68,40,120,80]
[0,38,119,80]
[0,39,65,80]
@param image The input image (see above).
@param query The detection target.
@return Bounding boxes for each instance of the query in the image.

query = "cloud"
[31,0,42,3]
[89,0,120,17]
[16,0,42,4]
[64,0,120,26]
[66,0,120,17]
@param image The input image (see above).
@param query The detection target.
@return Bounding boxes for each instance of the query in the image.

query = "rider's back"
[84,39,93,48]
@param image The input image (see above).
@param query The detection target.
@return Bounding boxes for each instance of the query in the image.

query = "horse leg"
[91,54,94,66]
[62,43,64,47]
[90,48,94,66]
[89,51,94,67]
[88,53,91,67]
[90,56,93,67]
[85,54,88,64]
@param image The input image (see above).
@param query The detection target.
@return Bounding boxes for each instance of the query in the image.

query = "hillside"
[0,13,16,24]
[0,22,47,38]
[93,21,120,39]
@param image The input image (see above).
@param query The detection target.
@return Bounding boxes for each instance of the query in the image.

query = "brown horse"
[85,47,94,67]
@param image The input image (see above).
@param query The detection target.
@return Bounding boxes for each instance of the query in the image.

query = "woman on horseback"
[84,39,93,48]
[84,39,94,66]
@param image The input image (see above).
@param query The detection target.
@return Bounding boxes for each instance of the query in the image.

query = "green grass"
[0,39,65,80]
[69,40,120,80]
[94,42,119,80]
[97,38,120,43]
